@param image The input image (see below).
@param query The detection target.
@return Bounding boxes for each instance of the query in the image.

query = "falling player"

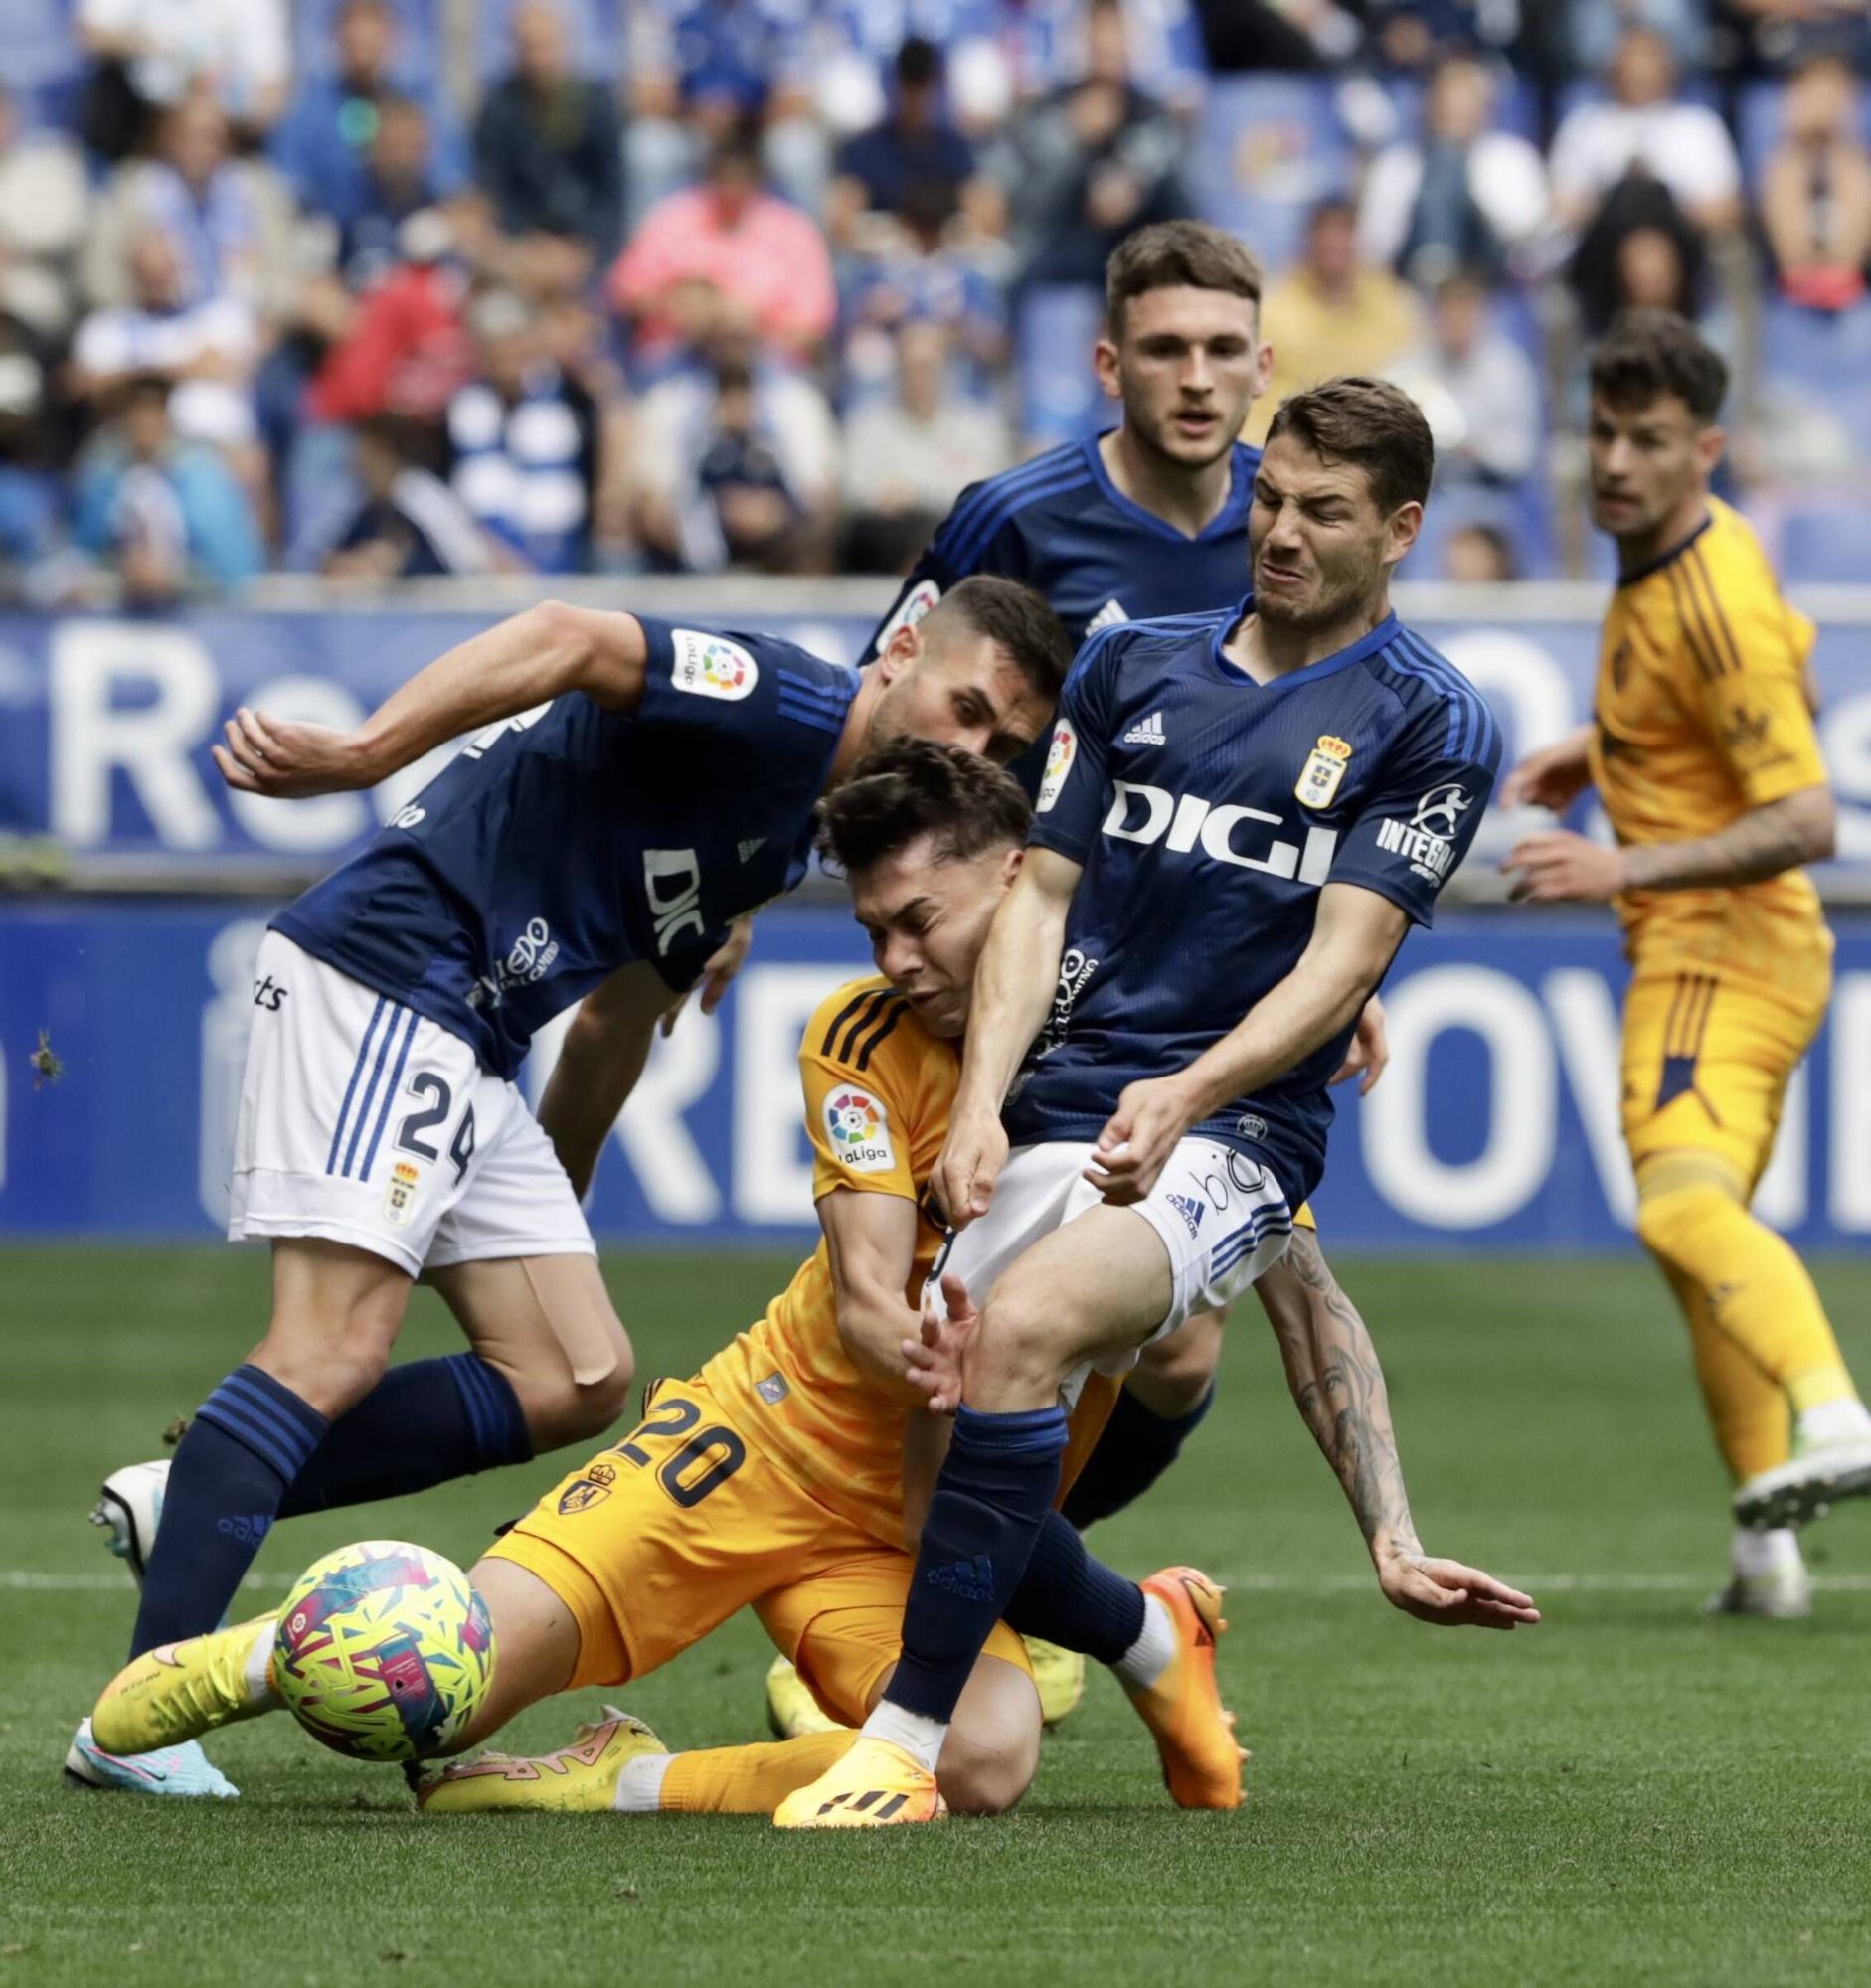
[86,745,1246,1819]
[1504,310,1871,1615]
[66,580,1069,1796]
[778,377,1540,1829]
[767,217,1395,1738]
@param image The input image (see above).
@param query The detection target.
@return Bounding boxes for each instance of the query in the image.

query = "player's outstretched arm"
[1504,783,1835,903]
[935,845,1083,1226]
[1088,883,1405,1205]
[213,602,652,797]
[1263,1229,1540,1633]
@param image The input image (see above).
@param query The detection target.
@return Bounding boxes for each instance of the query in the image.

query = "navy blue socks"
[1059,1381,1216,1529]
[887,1404,1069,1724]
[129,1365,326,1658]
[278,1354,531,1517]
[1004,1508,1146,1665]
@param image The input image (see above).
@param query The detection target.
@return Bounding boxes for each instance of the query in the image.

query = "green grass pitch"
[3,1244,1870,1987]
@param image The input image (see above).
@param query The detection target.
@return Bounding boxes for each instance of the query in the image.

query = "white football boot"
[1734,1401,1871,1533]
[1702,1527,1811,1620]
[89,1458,170,1581]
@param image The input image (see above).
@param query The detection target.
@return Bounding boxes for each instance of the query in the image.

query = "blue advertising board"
[6,902,1871,1251]
[5,604,1871,880]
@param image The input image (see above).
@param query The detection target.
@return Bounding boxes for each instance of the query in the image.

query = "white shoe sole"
[1735,1441,1871,1531]
[88,1459,169,1582]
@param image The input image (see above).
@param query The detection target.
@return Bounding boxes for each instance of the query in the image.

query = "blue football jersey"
[1001,603,1501,1206]
[274,618,857,1080]
[861,435,1260,662]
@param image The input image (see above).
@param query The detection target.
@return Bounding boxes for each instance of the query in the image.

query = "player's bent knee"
[1634,1177,1740,1275]
[1130,1309,1223,1414]
[971,1279,1079,1403]
[936,1724,1039,1817]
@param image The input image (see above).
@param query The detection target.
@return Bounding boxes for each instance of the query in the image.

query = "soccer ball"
[272,1540,496,1763]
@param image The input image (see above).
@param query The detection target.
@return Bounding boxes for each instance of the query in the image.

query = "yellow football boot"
[90,1616,276,1756]
[418,1709,665,1814]
[771,1737,945,1829]
[1126,1567,1246,1810]
[765,1656,843,1739]
[1023,1637,1086,1727]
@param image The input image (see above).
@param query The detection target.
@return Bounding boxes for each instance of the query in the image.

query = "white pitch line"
[11,1569,1871,1594]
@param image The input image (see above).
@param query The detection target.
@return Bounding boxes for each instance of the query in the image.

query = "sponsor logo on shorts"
[824,1086,895,1174]
[558,1478,611,1515]
[252,974,288,1011]
[1166,1192,1205,1237]
[384,1159,422,1227]
[1036,722,1076,813]
[670,630,758,701]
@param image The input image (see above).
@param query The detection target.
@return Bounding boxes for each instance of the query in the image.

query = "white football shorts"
[228,932,595,1278]
[925,1135,1294,1398]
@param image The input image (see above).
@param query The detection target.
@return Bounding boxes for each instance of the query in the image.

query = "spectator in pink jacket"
[607,126,836,363]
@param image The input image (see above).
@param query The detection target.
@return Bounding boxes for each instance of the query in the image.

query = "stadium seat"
[1761,298,1871,451]
[1015,284,1106,446]
[474,0,622,81]
[11,0,84,131]
[1192,75,1353,274]
[1779,502,1867,583]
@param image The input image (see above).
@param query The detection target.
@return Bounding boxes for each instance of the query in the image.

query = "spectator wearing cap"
[1251,197,1425,439]
[76,0,289,159]
[828,39,979,249]
[628,315,839,573]
[1549,27,1742,239]
[608,128,838,364]
[473,1,624,269]
[444,288,602,573]
[1357,54,1549,288]
[269,0,466,233]
[1762,52,1871,310]
[71,373,261,600]
[842,319,1010,572]
[626,0,824,226]
[319,413,503,580]
[985,0,1193,285]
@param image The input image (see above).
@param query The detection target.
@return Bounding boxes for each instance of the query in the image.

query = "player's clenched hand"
[1086,1074,1198,1205]
[902,1270,977,1415]
[1330,994,1390,1096]
[1501,830,1627,904]
[660,918,752,1036]
[212,708,373,798]
[933,1105,1007,1229]
[1376,1551,1541,1631]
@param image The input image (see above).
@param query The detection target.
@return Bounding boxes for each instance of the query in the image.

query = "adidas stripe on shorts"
[228,932,595,1277]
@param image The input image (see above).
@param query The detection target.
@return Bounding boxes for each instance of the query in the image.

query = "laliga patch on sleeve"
[823,1085,896,1174]
[670,629,759,702]
[1036,721,1077,813]
[875,577,942,651]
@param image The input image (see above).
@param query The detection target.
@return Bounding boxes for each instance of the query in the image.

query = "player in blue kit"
[777,379,1540,1828]
[67,578,1069,1797]
[766,224,1394,1740]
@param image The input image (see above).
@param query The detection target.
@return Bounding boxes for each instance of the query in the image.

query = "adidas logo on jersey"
[1166,1192,1206,1238]
[1123,711,1167,747]
[1087,597,1129,634]
[738,838,766,863]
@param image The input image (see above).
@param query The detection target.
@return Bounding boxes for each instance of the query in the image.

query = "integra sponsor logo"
[1375,816,1454,882]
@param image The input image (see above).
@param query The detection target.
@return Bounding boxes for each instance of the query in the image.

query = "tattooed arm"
[1255,1229,1541,1631]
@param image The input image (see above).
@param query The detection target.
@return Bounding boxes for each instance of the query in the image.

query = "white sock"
[1111,1591,1176,1696]
[245,1619,281,1710]
[859,1700,947,1773]
[1795,1396,1871,1448]
[612,1750,672,1812]
[1732,1525,1803,1580]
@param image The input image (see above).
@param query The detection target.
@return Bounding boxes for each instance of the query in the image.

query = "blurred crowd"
[3,0,1871,602]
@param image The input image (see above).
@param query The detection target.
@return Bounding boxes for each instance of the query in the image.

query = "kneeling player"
[86,746,1248,1820]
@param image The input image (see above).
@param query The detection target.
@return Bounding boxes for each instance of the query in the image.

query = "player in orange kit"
[1505,310,1871,1615]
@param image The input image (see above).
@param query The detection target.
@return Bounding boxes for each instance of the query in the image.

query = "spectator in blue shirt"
[72,373,262,600]
[269,0,465,230]
[832,39,976,230]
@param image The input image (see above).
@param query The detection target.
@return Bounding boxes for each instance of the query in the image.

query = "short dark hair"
[1106,220,1263,336]
[897,35,941,89]
[1265,376,1435,514]
[1588,308,1728,423]
[815,740,1031,873]
[922,576,1073,707]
